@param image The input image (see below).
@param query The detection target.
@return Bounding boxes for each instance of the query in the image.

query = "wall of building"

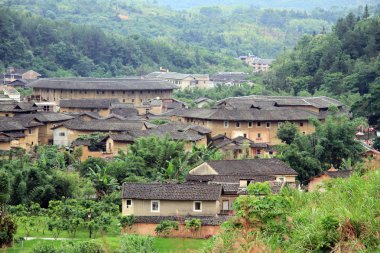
[124,223,221,239]
[32,88,173,106]
[106,139,130,155]
[308,174,331,192]
[0,142,11,151]
[122,199,219,217]
[180,118,315,145]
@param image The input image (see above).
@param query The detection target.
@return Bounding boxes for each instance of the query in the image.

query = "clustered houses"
[210,72,250,86]
[238,55,274,72]
[168,95,346,145]
[1,67,41,85]
[59,98,120,117]
[145,71,213,90]
[121,159,298,237]
[27,77,177,106]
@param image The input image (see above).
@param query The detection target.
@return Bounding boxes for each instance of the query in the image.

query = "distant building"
[27,78,177,106]
[239,55,274,72]
[145,72,213,90]
[0,86,21,102]
[308,168,352,192]
[1,67,41,84]
[210,72,249,86]
[194,97,214,108]
[0,101,39,117]
[59,98,120,117]
[136,98,187,115]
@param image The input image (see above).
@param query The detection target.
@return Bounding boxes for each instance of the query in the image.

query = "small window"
[236,122,240,128]
[132,91,135,95]
[248,122,253,128]
[28,129,32,134]
[193,201,202,212]
[146,108,150,114]
[102,91,105,94]
[5,114,9,117]
[112,91,115,95]
[132,99,135,103]
[140,91,143,94]
[224,121,229,128]
[257,122,261,127]
[243,133,247,138]
[84,91,87,94]
[59,132,65,137]
[277,177,286,182]
[96,91,99,94]
[300,122,304,127]
[222,200,229,211]
[140,99,143,103]
[257,133,261,138]
[257,149,261,155]
[239,180,247,188]
[266,122,271,128]
[123,99,125,103]
[151,200,160,212]
[303,132,306,135]
[126,199,132,208]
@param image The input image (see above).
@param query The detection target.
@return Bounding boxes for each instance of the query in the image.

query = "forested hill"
[0,0,367,58]
[157,0,379,10]
[0,8,248,77]
[264,12,380,125]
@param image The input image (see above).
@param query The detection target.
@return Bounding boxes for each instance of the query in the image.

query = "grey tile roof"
[211,72,249,83]
[14,112,74,123]
[204,159,298,176]
[0,101,39,113]
[59,99,120,109]
[325,170,352,178]
[54,118,146,131]
[218,95,344,110]
[171,107,321,121]
[27,78,177,91]
[134,215,229,225]
[122,183,222,201]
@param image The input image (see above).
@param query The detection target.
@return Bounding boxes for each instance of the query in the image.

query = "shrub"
[118,234,157,253]
[185,218,202,233]
[155,220,179,237]
[119,215,136,230]
[0,214,17,247]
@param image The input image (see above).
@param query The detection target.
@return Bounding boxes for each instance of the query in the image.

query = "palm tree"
[88,165,118,200]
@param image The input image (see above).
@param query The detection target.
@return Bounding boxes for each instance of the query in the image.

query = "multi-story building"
[167,95,346,145]
[239,55,274,72]
[145,72,213,89]
[27,78,177,106]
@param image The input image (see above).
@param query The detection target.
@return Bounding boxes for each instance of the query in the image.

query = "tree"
[277,122,299,144]
[373,137,380,151]
[0,170,10,209]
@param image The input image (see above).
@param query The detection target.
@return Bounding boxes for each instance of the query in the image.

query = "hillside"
[264,12,380,124]
[0,8,248,77]
[0,0,363,58]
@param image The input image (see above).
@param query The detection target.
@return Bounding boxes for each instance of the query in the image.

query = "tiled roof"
[27,78,177,91]
[54,118,146,131]
[14,112,74,123]
[134,215,229,225]
[171,107,321,121]
[325,170,352,178]
[122,183,222,201]
[210,72,249,82]
[0,101,39,113]
[59,99,120,109]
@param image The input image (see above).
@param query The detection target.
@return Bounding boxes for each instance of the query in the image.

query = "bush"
[32,241,106,253]
[119,215,136,230]
[0,214,17,247]
[185,218,202,233]
[118,234,157,253]
[155,220,179,237]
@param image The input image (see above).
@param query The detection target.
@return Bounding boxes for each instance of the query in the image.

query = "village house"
[121,158,297,237]
[145,72,213,90]
[194,97,214,108]
[121,182,227,238]
[27,78,177,106]
[0,101,39,117]
[14,112,74,145]
[1,67,41,84]
[58,98,120,117]
[0,116,42,151]
[308,167,352,192]
[52,118,148,147]
[0,86,21,102]
[210,135,274,159]
[210,72,249,86]
[239,55,274,72]
[105,122,211,155]
[167,95,346,145]
[136,98,187,115]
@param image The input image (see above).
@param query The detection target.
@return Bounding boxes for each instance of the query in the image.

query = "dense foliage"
[0,7,246,77]
[265,13,380,124]
[1,0,371,60]
[205,171,380,252]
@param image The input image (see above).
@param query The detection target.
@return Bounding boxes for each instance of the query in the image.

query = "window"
[277,177,286,182]
[224,121,229,128]
[146,108,150,114]
[140,99,143,103]
[126,199,132,208]
[257,122,261,127]
[97,91,99,94]
[256,149,261,155]
[243,133,247,138]
[236,122,240,128]
[132,91,135,95]
[123,99,125,103]
[102,91,105,94]
[193,201,202,212]
[112,91,115,95]
[248,122,253,128]
[140,91,143,94]
[222,200,229,211]
[28,129,32,134]
[84,91,87,94]
[132,99,135,103]
[5,114,9,117]
[59,132,65,137]
[300,122,304,127]
[151,200,160,212]
[257,133,261,138]
[123,91,126,95]
[239,180,247,188]
[266,122,271,128]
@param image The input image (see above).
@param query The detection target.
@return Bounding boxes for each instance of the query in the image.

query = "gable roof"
[27,78,177,91]
[59,99,120,109]
[122,183,222,201]
[14,112,74,123]
[324,170,352,178]
[53,118,146,132]
[0,101,39,113]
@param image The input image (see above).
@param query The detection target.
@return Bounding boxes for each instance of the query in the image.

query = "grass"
[3,220,209,253]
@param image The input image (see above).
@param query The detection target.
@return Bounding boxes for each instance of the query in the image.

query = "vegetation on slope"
[202,170,380,252]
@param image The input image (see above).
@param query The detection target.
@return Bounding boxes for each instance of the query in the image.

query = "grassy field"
[2,220,209,253]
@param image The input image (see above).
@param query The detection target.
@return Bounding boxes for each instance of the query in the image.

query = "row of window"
[223,121,304,128]
[38,89,167,95]
[125,200,203,212]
